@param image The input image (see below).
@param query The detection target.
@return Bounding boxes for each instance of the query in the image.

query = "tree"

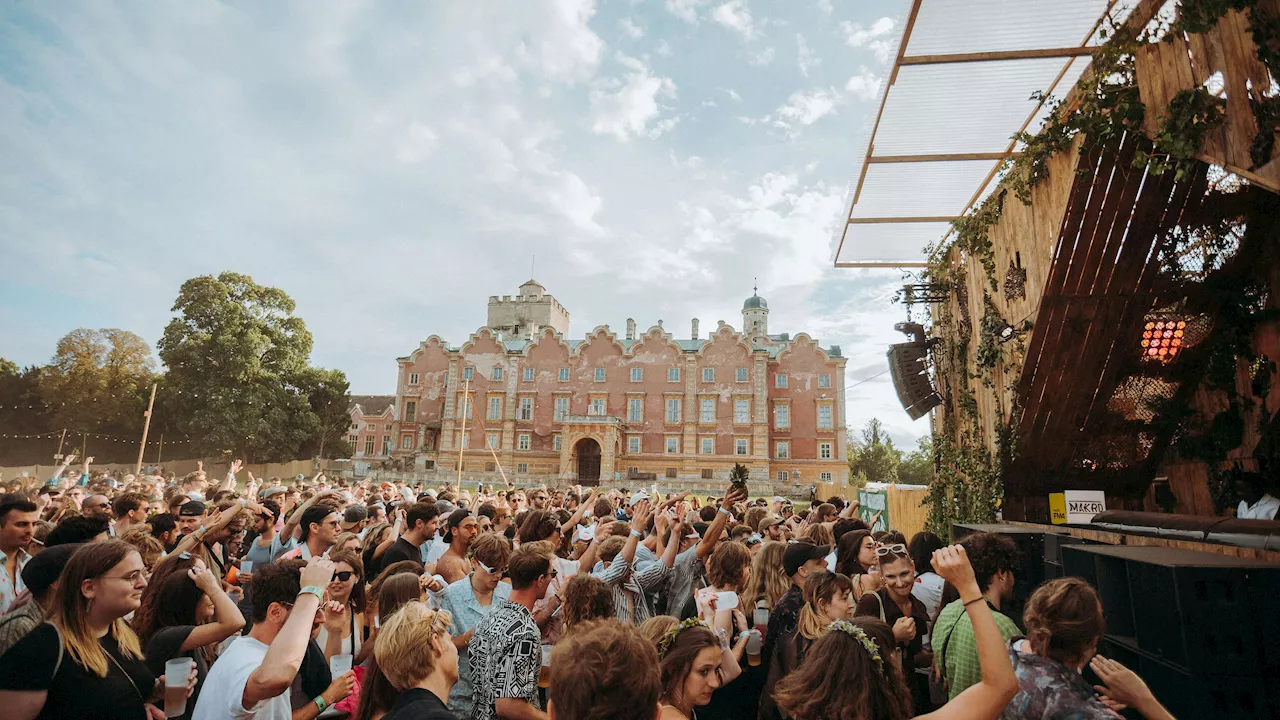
[0,359,49,435]
[897,435,935,486]
[297,367,354,459]
[38,328,155,435]
[158,272,344,462]
[849,418,902,484]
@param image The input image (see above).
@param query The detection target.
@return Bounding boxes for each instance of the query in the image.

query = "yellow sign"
[1049,493,1067,525]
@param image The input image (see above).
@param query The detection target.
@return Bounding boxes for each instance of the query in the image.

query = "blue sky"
[0,0,930,448]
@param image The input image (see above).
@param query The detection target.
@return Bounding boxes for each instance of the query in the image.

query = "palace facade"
[348,280,848,486]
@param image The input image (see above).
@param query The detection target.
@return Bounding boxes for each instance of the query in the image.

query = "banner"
[858,488,889,532]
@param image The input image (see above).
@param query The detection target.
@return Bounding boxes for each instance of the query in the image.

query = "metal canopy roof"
[834,0,1128,268]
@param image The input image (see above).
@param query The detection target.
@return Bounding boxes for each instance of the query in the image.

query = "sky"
[0,0,932,449]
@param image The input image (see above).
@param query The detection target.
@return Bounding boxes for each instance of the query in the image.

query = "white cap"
[629,491,650,506]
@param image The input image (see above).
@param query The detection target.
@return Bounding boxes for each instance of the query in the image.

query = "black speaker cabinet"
[887,342,941,420]
[1062,544,1280,677]
[951,523,1074,629]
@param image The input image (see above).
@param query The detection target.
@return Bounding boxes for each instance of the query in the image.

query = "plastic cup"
[745,630,762,667]
[239,560,253,574]
[753,607,770,634]
[715,591,739,611]
[538,644,553,688]
[164,657,194,718]
[330,653,353,677]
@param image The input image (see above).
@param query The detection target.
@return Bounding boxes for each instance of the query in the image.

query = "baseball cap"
[629,491,650,506]
[341,505,368,530]
[759,515,783,533]
[260,486,287,501]
[178,500,207,517]
[782,540,831,576]
[442,508,472,544]
[22,543,82,596]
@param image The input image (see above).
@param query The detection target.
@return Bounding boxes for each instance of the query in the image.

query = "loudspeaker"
[887,341,941,420]
[1096,638,1280,720]
[951,523,1062,628]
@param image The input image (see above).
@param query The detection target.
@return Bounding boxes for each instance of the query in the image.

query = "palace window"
[401,435,413,450]
[775,404,790,430]
[488,397,502,420]
[666,398,681,424]
[819,442,833,459]
[523,367,534,382]
[777,470,789,483]
[589,398,606,416]
[517,463,529,473]
[818,404,833,429]
[631,367,643,382]
[820,472,833,482]
[519,397,533,420]
[554,397,569,421]
[463,367,473,380]
[559,367,570,382]
[666,467,678,478]
[364,437,375,456]
[486,433,500,450]
[819,374,831,388]
[701,437,714,454]
[553,434,562,451]
[668,367,681,382]
[460,433,469,449]
[776,374,788,388]
[701,469,714,479]
[381,437,391,455]
[628,397,643,422]
[702,368,715,382]
[666,437,679,454]
[518,434,531,450]
[405,401,416,422]
[735,438,749,455]
[594,367,606,382]
[491,366,504,381]
[628,436,641,453]
[776,441,790,459]
[734,399,750,424]
[408,372,419,385]
[736,367,748,383]
[700,397,715,423]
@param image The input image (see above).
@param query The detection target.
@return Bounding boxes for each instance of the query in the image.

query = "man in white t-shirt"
[194,556,337,720]
[1236,472,1279,520]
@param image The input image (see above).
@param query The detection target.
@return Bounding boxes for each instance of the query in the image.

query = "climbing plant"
[1138,87,1226,180]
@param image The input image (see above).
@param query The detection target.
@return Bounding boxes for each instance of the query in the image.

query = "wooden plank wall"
[1134,5,1280,193]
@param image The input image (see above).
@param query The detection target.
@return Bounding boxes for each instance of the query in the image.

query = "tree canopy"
[848,418,934,487]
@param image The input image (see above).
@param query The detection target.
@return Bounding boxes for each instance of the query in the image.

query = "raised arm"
[243,558,334,707]
[698,486,747,560]
[559,490,598,536]
[181,565,246,650]
[48,453,76,485]
[375,508,405,559]
[80,455,93,486]
[281,490,335,541]
[220,459,243,493]
[917,545,1018,720]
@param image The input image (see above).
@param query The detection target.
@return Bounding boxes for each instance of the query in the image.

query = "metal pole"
[455,378,469,486]
[55,428,67,460]
[135,383,157,476]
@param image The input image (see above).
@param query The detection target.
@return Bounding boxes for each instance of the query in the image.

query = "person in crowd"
[655,619,724,720]
[748,541,789,623]
[356,572,435,720]
[81,494,114,524]
[559,574,615,634]
[908,532,946,625]
[317,548,366,661]
[150,512,181,552]
[361,516,397,579]
[438,533,512,717]
[436,509,479,585]
[593,500,679,624]
[699,540,755,720]
[242,500,282,574]
[759,516,784,543]
[772,545,1018,720]
[761,540,829,675]
[372,601,459,720]
[177,500,207,536]
[932,532,1021,700]
[30,519,54,555]
[468,543,555,720]
[835,529,882,599]
[855,542,932,713]
[380,503,441,567]
[366,560,427,627]
[759,571,854,720]
[547,620,661,720]
[0,542,80,656]
[340,506,368,537]
[0,540,197,719]
[1235,471,1279,520]
[1001,577,1175,720]
[111,492,151,535]
[518,499,599,637]
[44,514,110,545]
[281,504,342,561]
[0,495,39,613]
[119,525,165,573]
[133,560,246,720]
[639,615,680,646]
[333,531,363,554]
[192,556,345,719]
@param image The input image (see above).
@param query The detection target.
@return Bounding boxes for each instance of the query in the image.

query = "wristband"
[313,696,328,713]
[962,596,985,609]
[717,506,731,516]
[630,530,644,539]
[298,585,325,602]
[737,630,752,640]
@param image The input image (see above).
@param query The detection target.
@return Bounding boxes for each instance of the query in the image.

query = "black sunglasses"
[332,570,357,582]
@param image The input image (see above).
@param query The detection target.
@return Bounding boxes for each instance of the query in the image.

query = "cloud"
[712,0,760,40]
[844,67,882,101]
[773,87,842,128]
[665,0,708,24]
[748,46,776,66]
[796,34,819,77]
[818,0,834,15]
[589,55,679,141]
[654,40,674,57]
[620,17,645,39]
[840,16,896,64]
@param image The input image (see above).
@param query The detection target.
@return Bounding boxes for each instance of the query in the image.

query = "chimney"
[626,318,636,340]
[691,318,700,340]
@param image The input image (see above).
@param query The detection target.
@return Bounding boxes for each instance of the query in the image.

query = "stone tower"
[742,284,769,339]
[487,280,571,339]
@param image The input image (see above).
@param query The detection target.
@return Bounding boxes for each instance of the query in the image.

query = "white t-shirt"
[1237,494,1280,520]
[193,636,291,720]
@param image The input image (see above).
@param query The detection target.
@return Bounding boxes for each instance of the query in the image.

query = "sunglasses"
[477,560,507,577]
[875,543,907,557]
[331,570,357,582]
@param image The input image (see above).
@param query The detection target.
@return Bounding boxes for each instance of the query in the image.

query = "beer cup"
[164,657,194,718]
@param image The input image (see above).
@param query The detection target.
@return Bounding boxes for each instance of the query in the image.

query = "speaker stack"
[1062,544,1280,720]
[887,322,940,421]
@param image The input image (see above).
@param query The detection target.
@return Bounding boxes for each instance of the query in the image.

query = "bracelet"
[737,630,752,640]
[962,597,985,609]
[630,530,644,539]
[313,696,328,713]
[298,585,325,602]
[717,506,731,516]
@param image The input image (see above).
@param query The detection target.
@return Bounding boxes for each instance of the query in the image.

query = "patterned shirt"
[593,556,670,625]
[661,545,706,617]
[440,575,511,717]
[0,546,32,614]
[932,598,1022,699]
[999,638,1119,720]
[468,599,541,720]
[761,583,804,677]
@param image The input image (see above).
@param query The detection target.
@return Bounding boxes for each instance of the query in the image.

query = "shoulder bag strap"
[872,589,886,623]
[50,622,64,679]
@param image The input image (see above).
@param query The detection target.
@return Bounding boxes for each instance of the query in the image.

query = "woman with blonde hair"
[748,541,790,621]
[800,522,835,548]
[0,540,196,719]
[640,615,680,646]
[759,571,854,720]
[372,601,458,720]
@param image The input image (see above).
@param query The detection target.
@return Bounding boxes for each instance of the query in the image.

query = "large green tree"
[38,328,155,435]
[297,366,354,459]
[897,435,935,486]
[158,272,346,461]
[849,418,903,484]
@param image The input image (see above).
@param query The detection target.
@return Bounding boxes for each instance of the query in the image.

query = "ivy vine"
[1137,87,1226,180]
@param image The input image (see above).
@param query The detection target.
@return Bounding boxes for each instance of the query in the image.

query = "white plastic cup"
[753,607,770,634]
[239,560,253,574]
[715,591,739,611]
[745,629,762,667]
[330,653,353,677]
[164,657,194,718]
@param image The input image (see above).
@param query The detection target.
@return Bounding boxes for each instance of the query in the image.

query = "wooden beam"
[847,216,957,224]
[900,47,1097,65]
[834,261,930,268]
[868,152,1021,163]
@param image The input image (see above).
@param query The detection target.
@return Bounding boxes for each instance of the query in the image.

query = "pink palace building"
[348,280,848,486]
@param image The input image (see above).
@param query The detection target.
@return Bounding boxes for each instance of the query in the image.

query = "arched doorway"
[575,437,602,485]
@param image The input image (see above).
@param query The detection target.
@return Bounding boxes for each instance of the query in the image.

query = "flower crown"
[829,619,883,673]
[657,617,704,660]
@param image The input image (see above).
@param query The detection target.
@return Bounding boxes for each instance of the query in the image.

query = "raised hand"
[1090,656,1159,714]
[931,545,979,599]
[299,556,337,591]
[323,600,348,632]
[187,564,221,594]
[229,459,243,475]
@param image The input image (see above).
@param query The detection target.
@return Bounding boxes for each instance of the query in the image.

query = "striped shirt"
[593,556,669,625]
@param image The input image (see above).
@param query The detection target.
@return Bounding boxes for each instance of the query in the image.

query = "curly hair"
[748,541,791,611]
[960,531,1021,592]
[561,574,615,631]
[1023,577,1104,666]
[550,620,661,720]
[772,616,911,720]
[707,540,752,592]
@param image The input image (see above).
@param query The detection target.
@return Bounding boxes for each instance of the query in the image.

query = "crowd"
[0,453,1182,719]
